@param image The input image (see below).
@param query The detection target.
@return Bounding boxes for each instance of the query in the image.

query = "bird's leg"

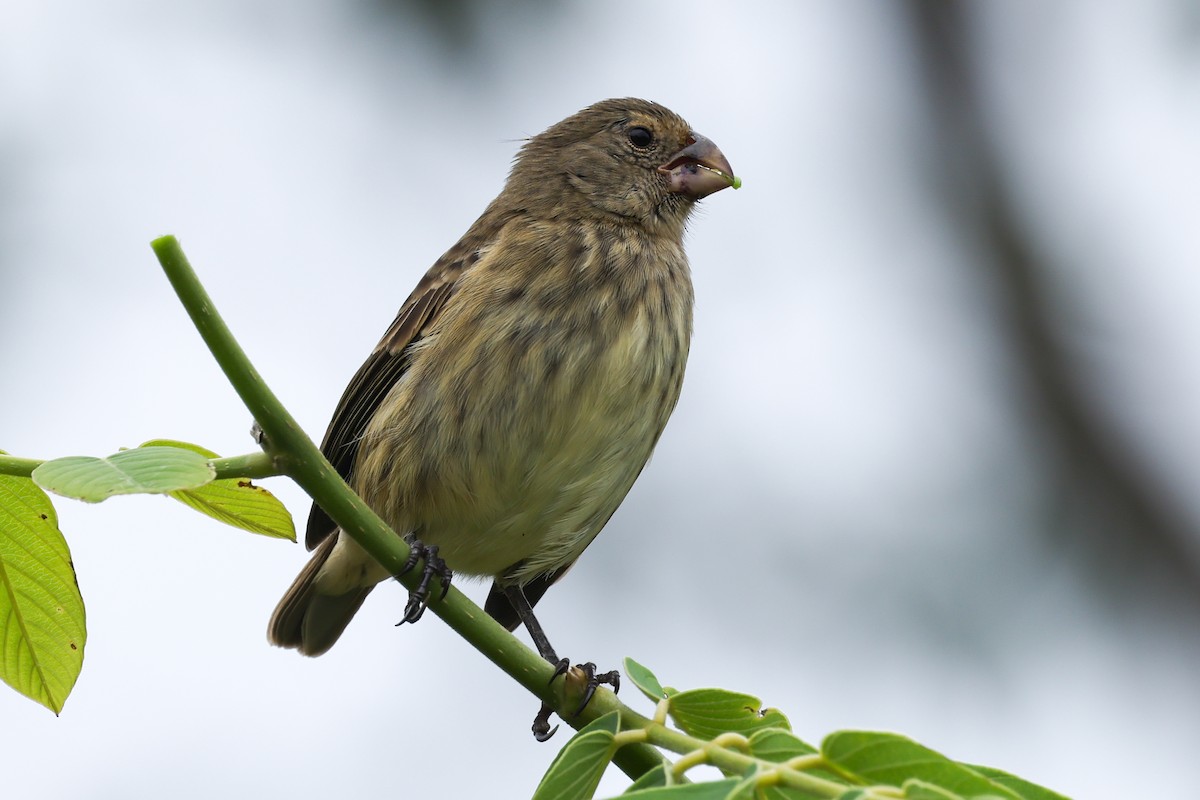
[503,584,562,664]
[394,532,453,625]
[503,585,620,741]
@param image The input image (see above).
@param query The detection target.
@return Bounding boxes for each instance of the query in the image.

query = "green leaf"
[623,764,669,793]
[748,728,847,792]
[821,732,1020,799]
[617,778,743,799]
[532,710,619,800]
[668,688,791,740]
[141,440,295,541]
[0,468,86,713]
[747,728,818,761]
[540,710,621,773]
[727,768,768,800]
[33,446,215,502]
[965,765,1071,800]
[759,787,822,800]
[589,709,622,735]
[902,779,967,799]
[624,656,667,702]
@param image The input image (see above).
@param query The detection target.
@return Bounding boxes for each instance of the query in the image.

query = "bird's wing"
[304,238,485,549]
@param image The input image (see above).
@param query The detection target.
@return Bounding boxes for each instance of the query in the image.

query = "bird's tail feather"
[268,534,374,656]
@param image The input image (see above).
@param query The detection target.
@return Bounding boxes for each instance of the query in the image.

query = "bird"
[268,98,736,690]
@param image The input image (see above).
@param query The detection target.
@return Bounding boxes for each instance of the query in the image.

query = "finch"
[268,98,736,663]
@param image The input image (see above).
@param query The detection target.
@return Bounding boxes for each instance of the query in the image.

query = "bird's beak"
[658,133,739,199]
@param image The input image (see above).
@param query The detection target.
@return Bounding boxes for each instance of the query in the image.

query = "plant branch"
[0,454,44,478]
[636,722,851,797]
[0,448,277,482]
[149,234,663,778]
[211,452,278,480]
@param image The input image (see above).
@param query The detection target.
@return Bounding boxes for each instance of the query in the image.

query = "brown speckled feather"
[272,98,736,658]
[304,219,506,549]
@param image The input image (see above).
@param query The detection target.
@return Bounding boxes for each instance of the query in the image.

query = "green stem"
[1,445,278,483]
[634,721,856,797]
[211,452,278,480]
[149,235,664,779]
[0,454,44,478]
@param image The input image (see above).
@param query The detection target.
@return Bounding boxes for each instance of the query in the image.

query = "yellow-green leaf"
[141,440,294,541]
[0,467,86,713]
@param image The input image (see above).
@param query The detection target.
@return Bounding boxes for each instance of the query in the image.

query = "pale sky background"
[2,2,1199,798]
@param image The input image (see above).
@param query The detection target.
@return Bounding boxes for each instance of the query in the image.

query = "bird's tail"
[268,534,375,657]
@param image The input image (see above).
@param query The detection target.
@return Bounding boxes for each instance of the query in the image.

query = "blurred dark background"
[2,2,1197,798]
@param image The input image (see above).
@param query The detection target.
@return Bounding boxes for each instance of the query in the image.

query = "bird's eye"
[627,126,654,149]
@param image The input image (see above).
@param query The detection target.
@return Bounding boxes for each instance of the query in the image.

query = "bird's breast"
[354,222,694,579]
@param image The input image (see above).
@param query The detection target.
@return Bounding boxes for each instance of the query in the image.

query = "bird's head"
[506,98,738,236]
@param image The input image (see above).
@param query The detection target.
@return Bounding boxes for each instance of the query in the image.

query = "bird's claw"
[532,702,559,742]
[569,661,621,716]
[530,660,622,738]
[394,534,452,625]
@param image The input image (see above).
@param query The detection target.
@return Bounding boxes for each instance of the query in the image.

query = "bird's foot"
[394,533,452,625]
[559,660,621,715]
[530,660,621,741]
[531,702,558,742]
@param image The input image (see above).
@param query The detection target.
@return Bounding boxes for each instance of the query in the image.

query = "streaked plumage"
[269,98,736,657]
